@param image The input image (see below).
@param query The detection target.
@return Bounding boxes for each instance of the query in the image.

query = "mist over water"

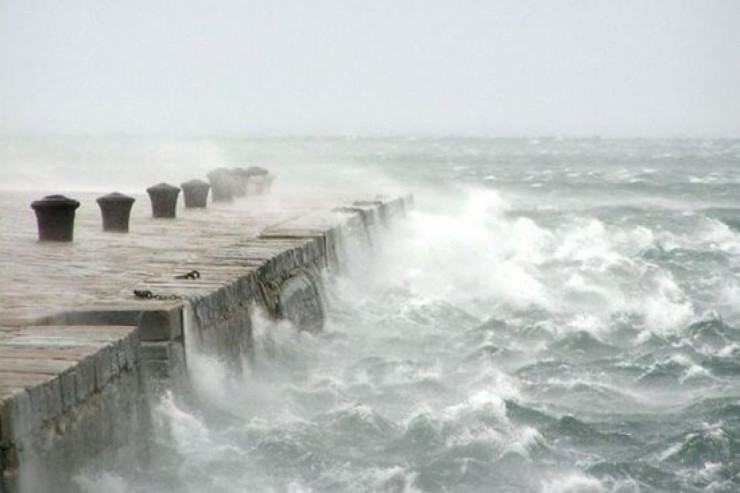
[7,137,740,492]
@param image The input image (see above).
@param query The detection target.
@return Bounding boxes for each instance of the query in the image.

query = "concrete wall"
[0,326,148,492]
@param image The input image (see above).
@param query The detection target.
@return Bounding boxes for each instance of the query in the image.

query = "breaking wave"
[69,138,740,492]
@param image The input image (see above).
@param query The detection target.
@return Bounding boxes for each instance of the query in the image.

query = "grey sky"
[1,0,738,137]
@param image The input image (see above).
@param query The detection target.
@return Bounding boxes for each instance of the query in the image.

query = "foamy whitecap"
[74,472,133,493]
[154,391,212,453]
[639,272,695,335]
[540,472,606,493]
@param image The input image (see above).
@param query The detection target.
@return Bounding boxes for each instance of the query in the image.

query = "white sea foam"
[153,391,212,454]
[75,472,132,493]
[541,473,606,493]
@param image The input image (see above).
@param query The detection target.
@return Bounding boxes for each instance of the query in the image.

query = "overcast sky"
[1,0,738,137]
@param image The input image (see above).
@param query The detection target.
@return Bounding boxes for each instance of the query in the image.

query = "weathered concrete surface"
[0,188,412,490]
[278,273,324,333]
[0,325,146,492]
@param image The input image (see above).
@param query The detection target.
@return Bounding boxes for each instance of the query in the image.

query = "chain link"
[174,270,201,280]
[133,270,202,300]
[133,289,182,300]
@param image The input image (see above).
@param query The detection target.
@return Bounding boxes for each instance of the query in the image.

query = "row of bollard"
[30,167,273,242]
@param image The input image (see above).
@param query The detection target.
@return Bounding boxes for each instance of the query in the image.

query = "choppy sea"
[4,137,740,492]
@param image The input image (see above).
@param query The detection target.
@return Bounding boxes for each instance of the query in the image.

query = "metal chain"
[133,270,201,300]
[133,289,182,301]
[174,270,201,280]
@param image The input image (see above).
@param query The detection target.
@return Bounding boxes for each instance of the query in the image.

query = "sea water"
[5,137,740,492]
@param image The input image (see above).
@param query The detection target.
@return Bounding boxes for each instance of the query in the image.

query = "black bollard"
[146,182,180,218]
[207,168,235,202]
[96,192,135,232]
[246,166,268,176]
[246,166,270,195]
[30,194,81,242]
[180,179,211,208]
[231,168,249,197]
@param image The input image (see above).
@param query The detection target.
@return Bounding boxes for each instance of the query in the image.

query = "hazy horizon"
[2,132,740,140]
[2,0,739,138]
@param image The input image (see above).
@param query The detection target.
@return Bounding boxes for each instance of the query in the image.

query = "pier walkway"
[0,187,411,491]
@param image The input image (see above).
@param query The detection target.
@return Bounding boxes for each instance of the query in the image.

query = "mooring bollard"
[30,194,81,242]
[96,192,135,232]
[231,168,249,197]
[246,166,268,177]
[146,182,180,218]
[207,168,235,202]
[180,179,211,208]
[246,166,271,195]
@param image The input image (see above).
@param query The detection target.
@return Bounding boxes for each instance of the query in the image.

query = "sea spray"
[61,137,740,492]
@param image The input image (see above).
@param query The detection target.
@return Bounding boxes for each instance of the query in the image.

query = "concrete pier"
[0,189,412,490]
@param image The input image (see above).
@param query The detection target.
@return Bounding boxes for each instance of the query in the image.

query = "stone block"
[94,347,112,391]
[1,395,17,448]
[59,368,76,410]
[140,341,185,379]
[75,356,96,402]
[7,390,31,440]
[42,378,62,424]
[138,306,183,342]
[278,273,324,333]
